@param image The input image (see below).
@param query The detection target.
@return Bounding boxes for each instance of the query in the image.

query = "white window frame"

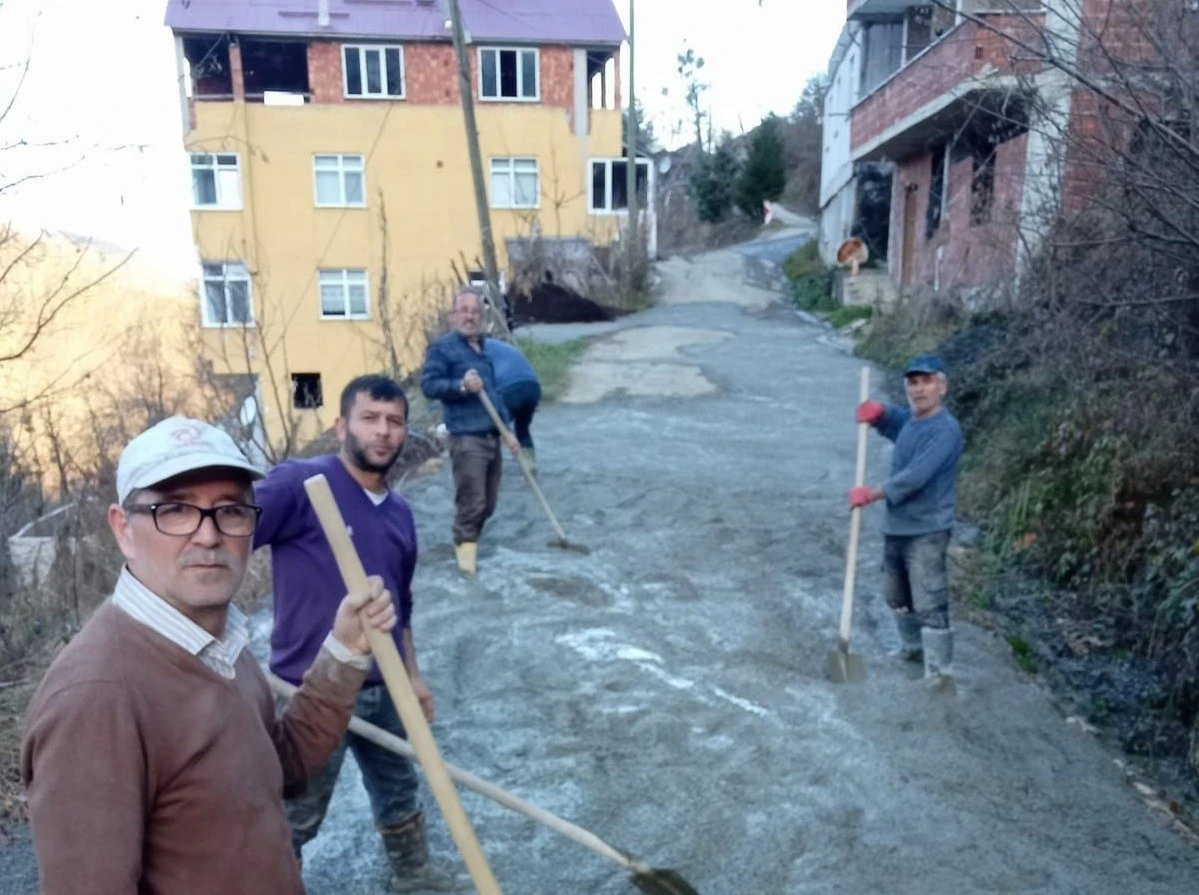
[189,152,242,210]
[313,154,366,208]
[318,268,371,320]
[489,157,540,210]
[201,261,253,327]
[588,157,652,215]
[342,44,405,99]
[477,47,540,102]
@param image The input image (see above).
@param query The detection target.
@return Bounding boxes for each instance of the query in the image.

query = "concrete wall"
[819,179,857,268]
[819,23,861,209]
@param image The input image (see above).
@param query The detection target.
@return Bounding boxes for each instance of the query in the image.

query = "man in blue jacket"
[851,353,963,684]
[484,338,542,472]
[421,288,521,577]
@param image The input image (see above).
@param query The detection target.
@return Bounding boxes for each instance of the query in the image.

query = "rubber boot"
[523,447,536,475]
[380,813,469,893]
[892,611,924,663]
[922,627,954,689]
[455,542,477,577]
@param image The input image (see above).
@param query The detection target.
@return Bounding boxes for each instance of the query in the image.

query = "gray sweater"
[875,404,963,536]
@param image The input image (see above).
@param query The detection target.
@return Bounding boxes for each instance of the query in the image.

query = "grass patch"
[782,241,836,313]
[1007,635,1039,674]
[514,337,587,402]
[825,305,873,329]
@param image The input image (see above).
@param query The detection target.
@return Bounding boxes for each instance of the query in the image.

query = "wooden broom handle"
[269,674,637,873]
[475,388,571,544]
[839,367,870,647]
[303,474,502,895]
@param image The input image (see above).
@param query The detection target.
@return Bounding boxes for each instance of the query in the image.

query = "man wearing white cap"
[20,416,398,895]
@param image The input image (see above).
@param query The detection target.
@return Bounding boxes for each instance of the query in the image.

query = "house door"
[901,187,918,286]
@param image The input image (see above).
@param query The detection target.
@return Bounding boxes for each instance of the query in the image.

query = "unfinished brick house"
[820,1,1164,298]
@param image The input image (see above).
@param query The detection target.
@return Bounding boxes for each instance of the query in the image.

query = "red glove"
[849,486,873,508]
[855,401,885,424]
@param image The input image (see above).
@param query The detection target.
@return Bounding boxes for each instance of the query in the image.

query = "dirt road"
[4,241,1197,893]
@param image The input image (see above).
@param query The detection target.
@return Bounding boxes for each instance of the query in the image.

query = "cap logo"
[171,424,205,445]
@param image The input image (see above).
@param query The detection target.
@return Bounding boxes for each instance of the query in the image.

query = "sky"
[0,0,844,278]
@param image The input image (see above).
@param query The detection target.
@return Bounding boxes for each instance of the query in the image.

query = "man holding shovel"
[253,375,463,892]
[21,416,398,895]
[422,287,522,577]
[850,354,963,684]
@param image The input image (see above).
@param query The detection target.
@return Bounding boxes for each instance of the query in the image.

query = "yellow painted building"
[166,0,642,452]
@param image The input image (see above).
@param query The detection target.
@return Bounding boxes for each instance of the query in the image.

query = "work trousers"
[450,433,502,544]
[883,530,951,629]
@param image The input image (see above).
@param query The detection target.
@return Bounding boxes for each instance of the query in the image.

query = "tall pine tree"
[689,139,739,223]
[735,115,787,219]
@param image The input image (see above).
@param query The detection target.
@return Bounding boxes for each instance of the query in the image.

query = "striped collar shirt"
[111,566,250,679]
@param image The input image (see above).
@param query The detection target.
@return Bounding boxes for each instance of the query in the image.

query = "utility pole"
[625,0,638,254]
[447,0,509,335]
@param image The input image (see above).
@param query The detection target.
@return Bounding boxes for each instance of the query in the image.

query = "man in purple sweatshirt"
[253,374,462,892]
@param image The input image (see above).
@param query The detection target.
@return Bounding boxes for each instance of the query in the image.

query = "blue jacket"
[875,405,963,536]
[421,332,513,436]
[484,339,539,389]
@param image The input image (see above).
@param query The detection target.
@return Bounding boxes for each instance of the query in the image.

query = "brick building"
[820,1,1144,297]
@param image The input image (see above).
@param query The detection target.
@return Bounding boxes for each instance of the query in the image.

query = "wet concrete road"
[295,259,1199,893]
[4,250,1198,894]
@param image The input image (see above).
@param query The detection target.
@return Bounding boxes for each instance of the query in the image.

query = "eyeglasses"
[126,502,262,538]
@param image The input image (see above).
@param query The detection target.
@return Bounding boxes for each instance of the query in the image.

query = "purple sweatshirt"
[253,454,416,686]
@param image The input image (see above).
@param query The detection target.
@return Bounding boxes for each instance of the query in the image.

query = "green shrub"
[782,241,824,281]
[782,242,834,312]
[826,305,873,329]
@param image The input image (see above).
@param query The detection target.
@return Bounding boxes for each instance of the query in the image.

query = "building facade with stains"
[822,0,1149,298]
[164,0,636,451]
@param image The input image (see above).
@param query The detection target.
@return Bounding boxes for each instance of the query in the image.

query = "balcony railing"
[851,12,1044,159]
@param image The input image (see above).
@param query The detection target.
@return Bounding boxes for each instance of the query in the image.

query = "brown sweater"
[21,600,367,894]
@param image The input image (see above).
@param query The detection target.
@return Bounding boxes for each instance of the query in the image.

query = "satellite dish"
[657,156,672,174]
[836,237,869,276]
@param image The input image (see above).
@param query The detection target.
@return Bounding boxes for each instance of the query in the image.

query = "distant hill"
[0,226,202,492]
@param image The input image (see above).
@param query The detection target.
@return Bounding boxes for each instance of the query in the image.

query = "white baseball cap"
[116,416,263,503]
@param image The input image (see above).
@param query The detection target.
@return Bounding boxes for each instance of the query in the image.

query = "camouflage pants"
[883,531,951,630]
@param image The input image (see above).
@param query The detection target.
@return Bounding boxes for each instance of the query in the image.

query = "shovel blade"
[633,867,702,895]
[827,648,866,683]
[547,538,591,555]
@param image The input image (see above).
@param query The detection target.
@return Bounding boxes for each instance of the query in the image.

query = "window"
[970,151,996,226]
[291,373,323,410]
[190,153,241,209]
[313,154,365,207]
[182,36,233,98]
[589,159,650,213]
[479,48,538,101]
[926,145,947,239]
[489,157,539,209]
[201,262,252,326]
[905,6,934,63]
[343,45,404,99]
[319,269,370,319]
[240,39,310,100]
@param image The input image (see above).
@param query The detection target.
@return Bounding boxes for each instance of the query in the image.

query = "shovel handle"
[302,474,502,895]
[476,388,571,544]
[269,674,637,873]
[839,367,870,646]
